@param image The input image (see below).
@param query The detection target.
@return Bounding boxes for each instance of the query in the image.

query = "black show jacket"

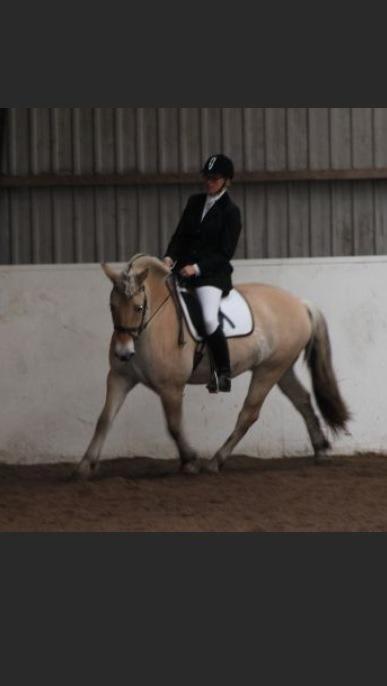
[165,192,242,294]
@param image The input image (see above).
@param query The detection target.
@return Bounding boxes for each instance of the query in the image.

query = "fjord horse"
[76,254,350,478]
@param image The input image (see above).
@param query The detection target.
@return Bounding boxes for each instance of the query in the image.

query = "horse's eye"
[135,305,143,313]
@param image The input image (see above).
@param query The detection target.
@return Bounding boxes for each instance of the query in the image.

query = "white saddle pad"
[177,285,254,342]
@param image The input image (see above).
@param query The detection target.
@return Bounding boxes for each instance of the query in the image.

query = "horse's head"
[102,262,150,362]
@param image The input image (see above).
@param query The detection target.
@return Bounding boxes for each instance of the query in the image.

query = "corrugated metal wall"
[1,107,387,264]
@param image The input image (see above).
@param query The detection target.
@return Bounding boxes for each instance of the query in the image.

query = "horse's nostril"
[115,351,133,362]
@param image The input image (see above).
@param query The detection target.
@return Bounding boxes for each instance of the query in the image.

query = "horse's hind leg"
[75,370,137,479]
[160,386,201,474]
[277,366,330,463]
[207,364,284,472]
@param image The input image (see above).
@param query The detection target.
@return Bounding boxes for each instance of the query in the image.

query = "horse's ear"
[136,267,149,287]
[101,263,119,284]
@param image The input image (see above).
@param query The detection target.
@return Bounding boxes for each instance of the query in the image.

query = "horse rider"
[163,154,242,393]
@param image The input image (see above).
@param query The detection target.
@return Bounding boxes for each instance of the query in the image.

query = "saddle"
[175,282,254,341]
[167,275,254,341]
[166,275,254,387]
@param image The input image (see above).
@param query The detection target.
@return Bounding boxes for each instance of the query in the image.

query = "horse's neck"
[146,272,169,306]
[139,273,180,355]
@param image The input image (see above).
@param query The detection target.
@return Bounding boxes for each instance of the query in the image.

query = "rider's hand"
[163,256,175,270]
[179,264,198,278]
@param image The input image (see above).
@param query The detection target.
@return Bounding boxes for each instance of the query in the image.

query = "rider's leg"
[195,286,231,393]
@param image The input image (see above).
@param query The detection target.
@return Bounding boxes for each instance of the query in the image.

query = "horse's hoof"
[204,458,220,474]
[314,452,333,465]
[72,460,97,481]
[182,460,201,475]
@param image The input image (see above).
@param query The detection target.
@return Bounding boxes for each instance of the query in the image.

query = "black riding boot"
[205,326,231,393]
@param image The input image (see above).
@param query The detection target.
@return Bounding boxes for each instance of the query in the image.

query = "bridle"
[113,284,170,340]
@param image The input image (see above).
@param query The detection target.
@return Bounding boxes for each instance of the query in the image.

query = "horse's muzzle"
[115,351,134,362]
[114,336,135,361]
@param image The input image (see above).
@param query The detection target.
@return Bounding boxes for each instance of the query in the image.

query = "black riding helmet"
[201,154,234,179]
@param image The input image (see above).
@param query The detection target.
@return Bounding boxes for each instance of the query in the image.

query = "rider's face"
[203,175,226,196]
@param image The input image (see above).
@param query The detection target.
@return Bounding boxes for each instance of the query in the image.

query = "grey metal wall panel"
[308,108,330,169]
[373,109,387,168]
[95,187,117,261]
[8,108,29,174]
[375,181,387,253]
[30,189,53,263]
[8,189,33,264]
[30,108,51,175]
[158,108,179,173]
[138,186,160,255]
[353,181,374,255]
[51,108,73,174]
[116,187,139,260]
[331,182,353,255]
[243,108,265,171]
[5,106,387,177]
[330,108,351,169]
[267,184,288,257]
[287,108,308,171]
[245,185,266,257]
[222,108,244,170]
[3,108,387,265]
[136,108,157,173]
[265,108,286,171]
[52,188,75,262]
[115,108,136,174]
[94,108,115,174]
[0,110,8,176]
[2,180,387,263]
[352,108,373,168]
[179,108,201,172]
[72,107,94,173]
[0,189,10,263]
[73,188,96,262]
[200,108,222,159]
[288,183,310,256]
[309,183,331,257]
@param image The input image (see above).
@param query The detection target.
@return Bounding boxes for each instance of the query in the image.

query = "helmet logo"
[208,156,217,170]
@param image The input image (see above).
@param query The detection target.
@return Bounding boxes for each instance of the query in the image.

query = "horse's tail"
[304,302,351,433]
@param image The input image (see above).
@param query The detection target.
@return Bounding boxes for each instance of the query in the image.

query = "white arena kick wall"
[1,257,387,465]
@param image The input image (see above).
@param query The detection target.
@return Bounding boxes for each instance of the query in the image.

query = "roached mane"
[116,254,169,297]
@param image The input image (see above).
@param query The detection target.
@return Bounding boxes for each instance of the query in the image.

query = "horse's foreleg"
[75,370,137,479]
[277,366,331,463]
[207,364,283,472]
[160,386,201,474]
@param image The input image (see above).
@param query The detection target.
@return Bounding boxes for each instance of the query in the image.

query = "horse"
[75,253,351,479]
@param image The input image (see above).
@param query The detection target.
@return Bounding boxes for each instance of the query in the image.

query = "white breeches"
[195,286,222,335]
